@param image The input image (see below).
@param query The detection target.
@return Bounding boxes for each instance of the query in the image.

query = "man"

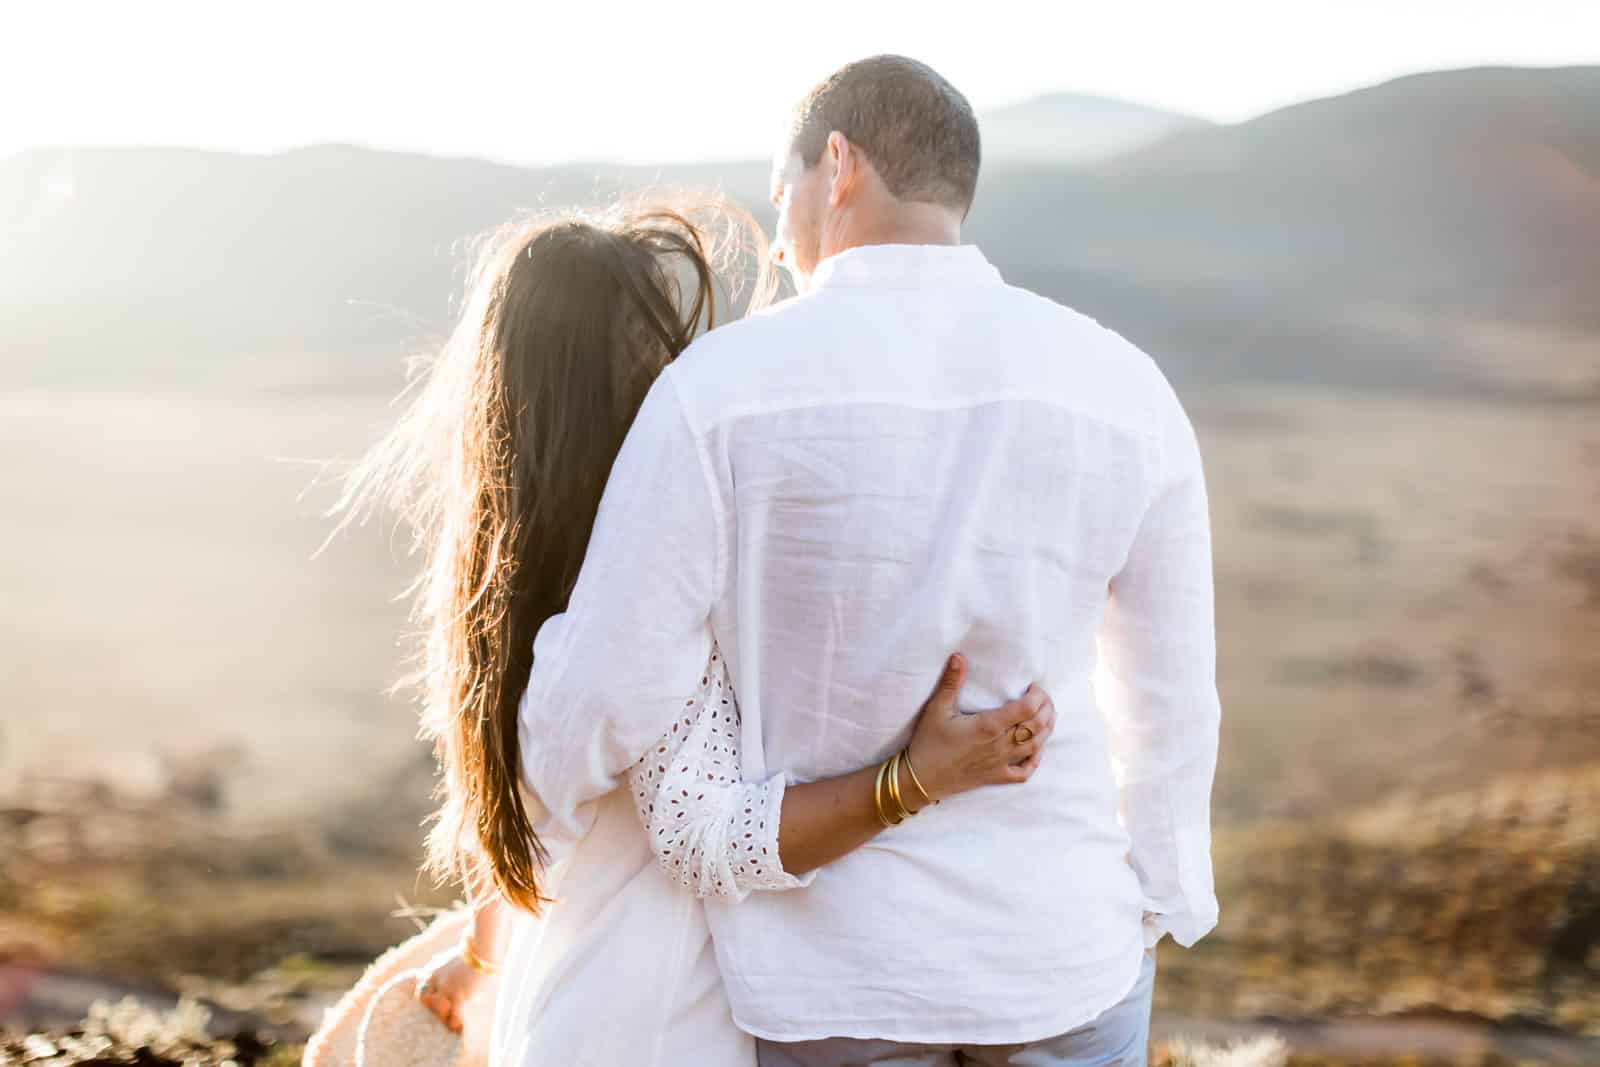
[519,55,1220,1066]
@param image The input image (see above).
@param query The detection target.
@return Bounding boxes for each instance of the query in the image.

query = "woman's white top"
[488,644,803,1067]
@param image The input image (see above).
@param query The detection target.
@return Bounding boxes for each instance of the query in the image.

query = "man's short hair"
[785,55,981,215]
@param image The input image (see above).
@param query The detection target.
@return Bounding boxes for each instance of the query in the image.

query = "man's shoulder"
[998,282,1184,419]
[662,290,835,417]
[661,277,1186,437]
[1003,282,1155,364]
[676,290,831,368]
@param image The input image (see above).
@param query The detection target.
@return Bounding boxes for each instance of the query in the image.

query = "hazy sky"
[5,0,1596,166]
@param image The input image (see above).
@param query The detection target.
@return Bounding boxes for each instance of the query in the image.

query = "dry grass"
[1,997,300,1066]
[1155,762,1600,1035]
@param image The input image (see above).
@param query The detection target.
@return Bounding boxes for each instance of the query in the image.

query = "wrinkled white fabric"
[518,243,1221,1045]
[486,789,753,1067]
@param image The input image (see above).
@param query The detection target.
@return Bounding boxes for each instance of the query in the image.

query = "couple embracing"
[327,54,1220,1067]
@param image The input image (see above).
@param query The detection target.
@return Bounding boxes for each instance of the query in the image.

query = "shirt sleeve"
[1095,389,1222,949]
[517,366,727,842]
[626,643,813,900]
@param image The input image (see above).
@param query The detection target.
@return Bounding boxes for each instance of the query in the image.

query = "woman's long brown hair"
[334,196,774,911]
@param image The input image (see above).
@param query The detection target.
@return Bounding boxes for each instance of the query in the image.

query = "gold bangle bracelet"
[886,752,903,819]
[885,756,905,825]
[460,931,501,976]
[887,752,915,821]
[873,757,900,827]
[901,748,935,807]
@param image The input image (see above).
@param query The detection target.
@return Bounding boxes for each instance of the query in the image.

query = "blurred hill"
[980,65,1600,394]
[978,91,1209,163]
[2,65,1595,395]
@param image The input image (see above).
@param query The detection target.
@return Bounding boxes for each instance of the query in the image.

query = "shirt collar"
[808,242,1004,292]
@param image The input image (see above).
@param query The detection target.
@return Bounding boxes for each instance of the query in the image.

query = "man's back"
[672,243,1220,1043]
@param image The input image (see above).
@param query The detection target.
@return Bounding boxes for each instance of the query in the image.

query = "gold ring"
[1011,724,1034,745]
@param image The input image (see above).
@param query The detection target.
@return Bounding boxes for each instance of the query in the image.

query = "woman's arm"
[777,654,1054,875]
[417,652,1055,1030]
[630,649,1056,899]
[414,863,513,1033]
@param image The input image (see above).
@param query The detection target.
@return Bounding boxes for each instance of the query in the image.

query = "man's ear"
[826,131,853,208]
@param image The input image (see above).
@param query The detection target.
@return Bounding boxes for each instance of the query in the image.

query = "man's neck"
[822,201,962,259]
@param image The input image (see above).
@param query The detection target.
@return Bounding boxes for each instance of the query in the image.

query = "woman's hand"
[904,654,1056,805]
[416,949,491,1034]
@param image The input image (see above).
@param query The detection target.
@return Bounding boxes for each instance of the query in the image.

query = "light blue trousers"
[756,948,1157,1067]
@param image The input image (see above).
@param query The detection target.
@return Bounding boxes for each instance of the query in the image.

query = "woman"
[335,198,1057,1066]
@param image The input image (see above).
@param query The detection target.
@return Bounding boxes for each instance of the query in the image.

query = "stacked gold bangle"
[460,931,501,976]
[873,748,937,828]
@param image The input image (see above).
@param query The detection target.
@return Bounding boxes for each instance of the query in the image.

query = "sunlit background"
[6,0,1600,164]
[2,3,1597,1064]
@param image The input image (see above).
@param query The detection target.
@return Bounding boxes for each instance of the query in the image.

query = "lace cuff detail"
[627,646,810,901]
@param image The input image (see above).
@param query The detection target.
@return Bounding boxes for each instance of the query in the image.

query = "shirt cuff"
[735,772,815,896]
[1142,904,1218,949]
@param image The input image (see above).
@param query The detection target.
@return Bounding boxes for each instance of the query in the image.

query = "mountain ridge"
[3,65,1595,393]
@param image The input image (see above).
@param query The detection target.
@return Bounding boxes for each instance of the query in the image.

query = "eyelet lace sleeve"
[626,643,812,900]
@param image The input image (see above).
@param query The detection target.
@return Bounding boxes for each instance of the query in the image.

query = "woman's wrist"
[873,748,940,828]
[902,739,952,804]
[460,928,501,975]
[900,747,936,809]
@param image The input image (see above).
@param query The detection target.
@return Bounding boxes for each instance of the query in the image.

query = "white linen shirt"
[519,242,1221,1045]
